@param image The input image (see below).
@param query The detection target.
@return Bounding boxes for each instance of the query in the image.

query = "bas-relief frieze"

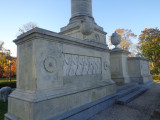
[63,54,101,76]
[141,61,150,75]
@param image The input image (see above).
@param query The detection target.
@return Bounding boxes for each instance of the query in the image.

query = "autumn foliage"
[108,29,137,50]
[137,28,160,74]
[0,54,16,78]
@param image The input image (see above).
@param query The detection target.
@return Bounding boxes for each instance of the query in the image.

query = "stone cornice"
[110,48,130,54]
[128,57,149,61]
[14,27,110,51]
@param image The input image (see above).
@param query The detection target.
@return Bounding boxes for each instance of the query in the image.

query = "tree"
[137,28,160,74]
[18,22,38,35]
[0,42,17,78]
[129,43,139,57]
[0,53,17,78]
[0,41,4,51]
[108,29,137,50]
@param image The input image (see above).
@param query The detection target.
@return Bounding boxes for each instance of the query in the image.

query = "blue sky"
[0,0,160,56]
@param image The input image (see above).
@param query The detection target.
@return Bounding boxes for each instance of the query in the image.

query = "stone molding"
[128,57,149,61]
[111,48,130,54]
[14,27,109,51]
[9,81,114,102]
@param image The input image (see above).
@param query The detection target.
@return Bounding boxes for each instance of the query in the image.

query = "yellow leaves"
[153,38,158,42]
[108,28,137,50]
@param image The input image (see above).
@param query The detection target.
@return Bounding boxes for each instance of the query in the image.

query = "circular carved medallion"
[44,57,56,73]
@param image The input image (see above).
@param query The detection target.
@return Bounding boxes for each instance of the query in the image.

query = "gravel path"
[89,83,160,120]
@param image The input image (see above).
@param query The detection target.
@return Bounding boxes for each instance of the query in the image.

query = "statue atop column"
[60,0,107,45]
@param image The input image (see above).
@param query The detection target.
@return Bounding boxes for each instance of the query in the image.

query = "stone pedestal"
[60,0,107,44]
[128,57,153,84]
[110,48,130,85]
[5,28,116,120]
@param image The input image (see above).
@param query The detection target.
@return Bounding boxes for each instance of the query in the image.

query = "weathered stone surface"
[110,48,130,85]
[111,32,121,48]
[60,0,107,44]
[128,57,152,83]
[5,28,116,120]
[71,0,92,19]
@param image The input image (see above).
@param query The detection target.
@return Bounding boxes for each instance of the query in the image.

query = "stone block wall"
[128,57,152,84]
[5,28,116,120]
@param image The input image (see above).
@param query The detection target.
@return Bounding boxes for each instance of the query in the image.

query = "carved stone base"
[5,81,116,120]
[5,28,115,120]
[60,20,107,44]
[111,76,130,86]
[110,48,131,85]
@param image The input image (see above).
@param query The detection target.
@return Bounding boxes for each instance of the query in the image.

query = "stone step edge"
[116,87,147,105]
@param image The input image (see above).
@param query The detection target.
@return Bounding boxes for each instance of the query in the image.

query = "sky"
[0,0,160,57]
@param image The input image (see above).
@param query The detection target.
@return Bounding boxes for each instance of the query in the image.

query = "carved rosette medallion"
[44,57,57,73]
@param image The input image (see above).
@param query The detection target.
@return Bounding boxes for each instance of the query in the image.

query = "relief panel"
[141,61,150,75]
[63,54,101,76]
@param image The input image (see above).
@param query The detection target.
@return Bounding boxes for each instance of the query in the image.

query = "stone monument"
[61,0,107,44]
[128,57,152,84]
[110,32,130,85]
[5,0,153,120]
[5,0,116,120]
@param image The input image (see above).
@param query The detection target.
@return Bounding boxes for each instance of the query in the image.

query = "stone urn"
[80,17,94,40]
[111,32,121,48]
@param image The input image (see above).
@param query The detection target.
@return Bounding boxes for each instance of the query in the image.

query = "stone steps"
[116,86,147,105]
[116,81,153,105]
[117,85,140,99]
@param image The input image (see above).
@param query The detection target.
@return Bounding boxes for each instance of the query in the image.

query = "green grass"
[0,78,16,83]
[0,100,8,120]
[0,78,16,88]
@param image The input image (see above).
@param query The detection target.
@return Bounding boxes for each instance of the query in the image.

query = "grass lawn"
[0,78,16,119]
[0,78,16,83]
[0,78,16,88]
[0,100,8,120]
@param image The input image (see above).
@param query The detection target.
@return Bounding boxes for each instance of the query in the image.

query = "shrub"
[153,75,160,80]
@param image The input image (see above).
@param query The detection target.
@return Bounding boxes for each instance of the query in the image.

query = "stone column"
[71,0,92,18]
[61,0,107,44]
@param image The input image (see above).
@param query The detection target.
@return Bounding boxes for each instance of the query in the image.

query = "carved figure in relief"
[76,56,84,76]
[69,55,78,76]
[82,56,89,75]
[94,58,99,74]
[92,58,97,74]
[88,57,94,75]
[97,58,101,74]
[63,54,72,76]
